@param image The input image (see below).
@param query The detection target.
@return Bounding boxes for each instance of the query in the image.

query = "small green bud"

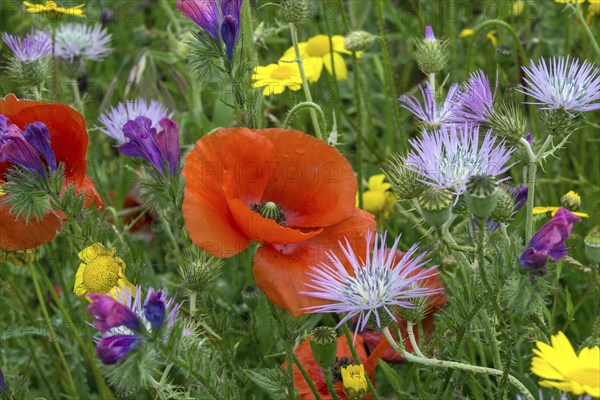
[418,188,453,227]
[540,109,582,139]
[490,188,516,224]
[489,101,527,143]
[281,0,311,25]
[412,27,449,74]
[241,285,260,310]
[465,175,499,218]
[6,56,51,89]
[560,191,582,212]
[344,31,375,52]
[584,231,600,264]
[384,156,428,200]
[310,327,338,368]
[496,44,513,66]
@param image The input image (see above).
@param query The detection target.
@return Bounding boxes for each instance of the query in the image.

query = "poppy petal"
[253,208,375,316]
[258,128,358,229]
[0,204,62,251]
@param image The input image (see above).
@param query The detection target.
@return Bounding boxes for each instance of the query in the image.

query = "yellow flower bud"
[341,364,367,400]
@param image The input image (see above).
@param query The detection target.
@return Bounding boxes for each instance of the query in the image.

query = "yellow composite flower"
[74,243,134,299]
[512,0,525,16]
[533,206,589,218]
[341,364,368,399]
[252,61,313,96]
[356,174,397,218]
[281,35,360,82]
[533,190,590,218]
[531,331,600,397]
[459,28,497,47]
[24,1,85,18]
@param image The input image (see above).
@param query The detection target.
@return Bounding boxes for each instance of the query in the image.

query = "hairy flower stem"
[291,353,323,400]
[289,23,323,140]
[28,263,78,397]
[407,322,425,358]
[352,51,364,209]
[383,327,534,400]
[323,367,340,400]
[340,323,381,400]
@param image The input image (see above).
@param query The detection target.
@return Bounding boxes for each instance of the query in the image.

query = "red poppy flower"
[285,334,376,400]
[0,94,102,251]
[183,127,376,315]
[360,249,446,362]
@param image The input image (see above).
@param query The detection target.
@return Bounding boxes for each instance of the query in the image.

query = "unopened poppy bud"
[309,327,338,368]
[490,188,516,224]
[412,25,449,74]
[341,364,367,400]
[418,188,453,227]
[560,191,582,212]
[281,0,311,25]
[344,31,375,52]
[465,175,499,218]
[241,285,260,310]
[584,231,600,264]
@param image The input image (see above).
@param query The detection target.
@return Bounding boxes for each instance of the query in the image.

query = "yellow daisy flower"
[459,28,497,47]
[341,364,368,400]
[533,191,590,218]
[24,1,86,18]
[74,243,134,299]
[357,174,397,218]
[531,331,600,398]
[252,60,315,96]
[281,35,359,82]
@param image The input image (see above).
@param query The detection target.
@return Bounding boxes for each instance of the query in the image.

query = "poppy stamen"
[250,201,287,226]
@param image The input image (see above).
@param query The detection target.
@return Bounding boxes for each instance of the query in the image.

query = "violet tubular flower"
[118,116,181,175]
[96,335,141,365]
[177,0,242,58]
[88,293,140,334]
[519,207,581,275]
[518,56,600,112]
[301,232,440,336]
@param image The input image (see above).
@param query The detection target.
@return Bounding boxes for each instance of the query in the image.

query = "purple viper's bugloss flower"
[404,124,514,198]
[177,0,242,58]
[88,294,140,334]
[96,335,140,365]
[114,286,181,335]
[2,29,51,64]
[118,116,181,175]
[301,232,440,336]
[0,368,7,392]
[54,23,112,62]
[143,291,166,330]
[400,81,462,127]
[518,56,600,112]
[452,70,497,125]
[508,184,528,214]
[97,99,171,143]
[519,207,581,274]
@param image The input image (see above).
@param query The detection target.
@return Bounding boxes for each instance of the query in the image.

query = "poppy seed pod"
[418,188,453,227]
[465,175,499,218]
[309,327,338,368]
[584,231,600,264]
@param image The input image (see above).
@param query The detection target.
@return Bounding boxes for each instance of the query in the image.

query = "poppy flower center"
[567,367,600,388]
[82,257,120,293]
[305,36,331,57]
[250,201,287,225]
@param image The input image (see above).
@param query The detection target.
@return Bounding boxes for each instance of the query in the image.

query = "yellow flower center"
[305,36,331,57]
[567,367,600,388]
[271,65,295,80]
[82,256,120,294]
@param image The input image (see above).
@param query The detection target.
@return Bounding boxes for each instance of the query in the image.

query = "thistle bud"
[418,188,453,227]
[541,109,582,139]
[281,0,311,25]
[384,156,428,200]
[412,26,449,74]
[309,327,338,368]
[489,101,527,143]
[560,191,582,212]
[584,231,600,264]
[397,287,431,324]
[344,31,375,52]
[490,188,516,224]
[241,285,260,310]
[465,175,499,218]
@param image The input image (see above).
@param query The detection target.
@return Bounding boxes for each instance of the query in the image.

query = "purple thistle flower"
[87,293,140,334]
[0,115,56,175]
[97,99,171,144]
[519,207,581,275]
[452,70,497,125]
[400,81,462,127]
[118,116,181,175]
[177,0,242,58]
[301,232,440,336]
[424,25,435,41]
[404,124,514,198]
[517,56,600,112]
[2,29,51,64]
[96,335,140,365]
[54,23,112,62]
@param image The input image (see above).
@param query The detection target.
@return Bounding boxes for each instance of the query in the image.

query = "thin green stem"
[28,263,78,397]
[406,322,425,358]
[340,323,381,400]
[383,327,534,400]
[283,101,327,132]
[291,353,323,400]
[571,3,600,61]
[323,368,340,400]
[289,23,323,140]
